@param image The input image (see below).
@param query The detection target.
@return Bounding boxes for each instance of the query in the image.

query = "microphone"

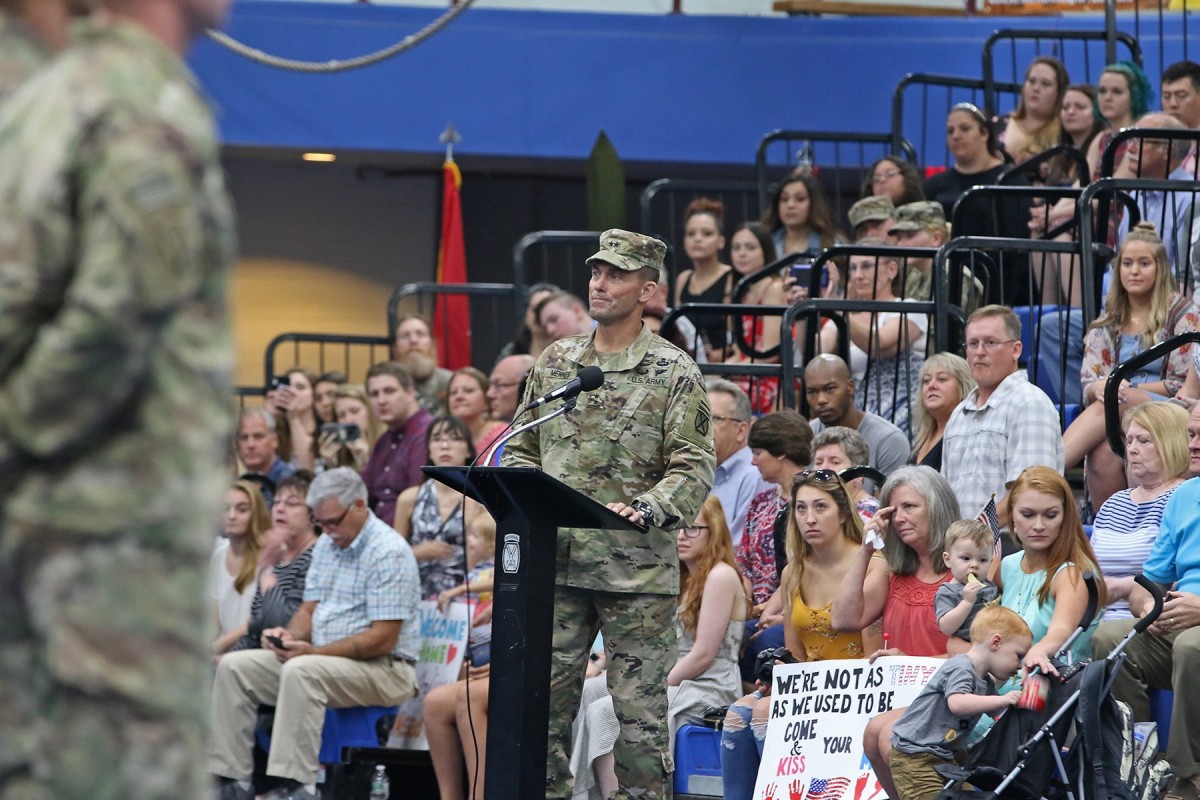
[522,366,604,411]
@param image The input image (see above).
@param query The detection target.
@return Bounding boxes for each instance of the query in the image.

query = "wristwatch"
[630,500,656,528]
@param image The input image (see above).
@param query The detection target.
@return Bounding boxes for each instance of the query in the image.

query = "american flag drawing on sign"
[807,776,852,800]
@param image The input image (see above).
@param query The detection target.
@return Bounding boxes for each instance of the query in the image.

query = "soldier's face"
[588,263,653,326]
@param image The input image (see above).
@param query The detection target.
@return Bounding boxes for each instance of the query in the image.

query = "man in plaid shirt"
[942,305,1064,526]
[210,468,421,800]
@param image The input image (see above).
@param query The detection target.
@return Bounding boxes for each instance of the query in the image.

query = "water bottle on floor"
[369,764,389,800]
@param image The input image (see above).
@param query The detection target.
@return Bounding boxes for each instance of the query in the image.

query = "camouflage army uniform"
[0,16,234,800]
[0,11,50,106]
[503,231,716,800]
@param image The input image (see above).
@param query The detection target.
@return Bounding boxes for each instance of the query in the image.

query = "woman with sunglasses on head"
[832,465,958,800]
[393,416,487,599]
[571,497,749,799]
[721,470,884,800]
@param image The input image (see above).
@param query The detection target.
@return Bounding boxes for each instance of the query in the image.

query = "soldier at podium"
[503,228,717,799]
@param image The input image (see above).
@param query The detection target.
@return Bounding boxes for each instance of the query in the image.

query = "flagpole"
[440,121,460,162]
[434,123,470,370]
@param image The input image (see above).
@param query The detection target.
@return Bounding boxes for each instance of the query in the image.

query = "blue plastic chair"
[1149,688,1173,751]
[256,705,397,765]
[673,724,723,796]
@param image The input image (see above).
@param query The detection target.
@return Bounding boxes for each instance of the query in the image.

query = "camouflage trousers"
[547,585,676,800]
[0,518,212,800]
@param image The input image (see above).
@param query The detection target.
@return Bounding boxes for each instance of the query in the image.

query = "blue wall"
[191,3,1191,165]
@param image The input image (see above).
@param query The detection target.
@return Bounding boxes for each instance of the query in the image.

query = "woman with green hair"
[1086,60,1154,180]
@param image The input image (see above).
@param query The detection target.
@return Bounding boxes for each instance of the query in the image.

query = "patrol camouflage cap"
[848,195,896,229]
[889,200,946,234]
[587,229,667,273]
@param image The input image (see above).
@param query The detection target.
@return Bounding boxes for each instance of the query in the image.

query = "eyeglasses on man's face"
[312,505,352,529]
[711,414,748,425]
[965,338,1016,352]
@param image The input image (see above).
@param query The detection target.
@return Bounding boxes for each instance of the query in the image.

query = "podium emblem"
[502,533,521,573]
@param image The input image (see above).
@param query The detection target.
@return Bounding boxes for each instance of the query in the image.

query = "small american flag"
[807,776,852,800]
[977,494,1003,561]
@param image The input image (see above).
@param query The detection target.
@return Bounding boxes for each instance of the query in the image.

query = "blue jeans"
[739,621,786,684]
[721,692,767,800]
[1036,308,1084,406]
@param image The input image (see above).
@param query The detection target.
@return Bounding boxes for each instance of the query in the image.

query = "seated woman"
[908,353,974,470]
[737,411,813,682]
[1062,223,1199,508]
[832,466,958,800]
[721,470,883,800]
[316,383,385,472]
[997,56,1069,165]
[1091,401,1188,621]
[726,221,785,413]
[424,514,497,800]
[1043,83,1106,187]
[762,171,846,259]
[675,198,735,362]
[266,367,320,472]
[1087,61,1152,182]
[448,367,507,457]
[571,496,748,799]
[312,371,346,427]
[924,103,1033,305]
[818,245,927,433]
[211,479,270,655]
[859,156,925,207]
[811,426,880,519]
[227,472,320,653]
[394,416,486,599]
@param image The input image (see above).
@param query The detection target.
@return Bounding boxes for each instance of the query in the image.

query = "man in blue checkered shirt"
[210,468,421,800]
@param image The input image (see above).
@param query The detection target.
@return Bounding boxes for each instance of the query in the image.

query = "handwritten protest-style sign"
[388,600,471,750]
[754,657,942,800]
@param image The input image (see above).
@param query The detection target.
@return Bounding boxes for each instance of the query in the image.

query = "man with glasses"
[707,379,771,548]
[487,354,535,424]
[942,305,1063,524]
[210,468,420,800]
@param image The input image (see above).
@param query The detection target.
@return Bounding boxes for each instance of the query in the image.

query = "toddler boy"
[935,520,1000,640]
[889,605,1031,800]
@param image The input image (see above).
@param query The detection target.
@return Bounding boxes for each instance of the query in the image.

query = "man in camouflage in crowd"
[0,0,88,104]
[503,229,716,799]
[0,0,235,796]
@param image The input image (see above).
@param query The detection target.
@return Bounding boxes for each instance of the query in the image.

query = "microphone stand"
[483,396,576,467]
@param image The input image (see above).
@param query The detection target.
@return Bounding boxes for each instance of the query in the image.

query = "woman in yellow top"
[722,469,882,800]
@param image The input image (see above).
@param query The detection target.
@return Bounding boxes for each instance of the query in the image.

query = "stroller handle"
[1132,574,1165,635]
[1077,571,1100,633]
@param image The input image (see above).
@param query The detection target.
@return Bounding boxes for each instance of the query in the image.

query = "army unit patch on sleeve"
[694,408,710,437]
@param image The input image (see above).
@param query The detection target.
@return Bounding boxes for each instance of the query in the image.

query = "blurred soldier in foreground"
[0,0,91,103]
[0,0,235,796]
[503,229,716,799]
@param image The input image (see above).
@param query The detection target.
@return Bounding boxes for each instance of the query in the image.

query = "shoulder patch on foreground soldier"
[675,375,713,449]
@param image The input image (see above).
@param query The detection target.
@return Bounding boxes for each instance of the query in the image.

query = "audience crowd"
[208,56,1200,800]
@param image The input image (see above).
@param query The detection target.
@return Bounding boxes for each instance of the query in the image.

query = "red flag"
[433,159,470,370]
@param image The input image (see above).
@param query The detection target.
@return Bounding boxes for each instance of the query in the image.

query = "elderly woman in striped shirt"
[1089,401,1190,620]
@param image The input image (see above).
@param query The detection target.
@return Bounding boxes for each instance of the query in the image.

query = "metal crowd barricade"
[511,230,601,304]
[754,130,918,226]
[388,281,522,369]
[1128,1,1192,87]
[263,333,392,388]
[891,73,1021,171]
[638,178,759,281]
[981,29,1143,118]
[1106,331,1200,457]
[233,386,266,414]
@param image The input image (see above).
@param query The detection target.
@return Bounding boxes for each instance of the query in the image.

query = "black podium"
[422,466,645,800]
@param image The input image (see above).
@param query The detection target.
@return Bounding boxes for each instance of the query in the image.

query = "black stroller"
[936,573,1172,800]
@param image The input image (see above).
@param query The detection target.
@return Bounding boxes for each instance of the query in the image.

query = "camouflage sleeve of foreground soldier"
[0,94,232,471]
